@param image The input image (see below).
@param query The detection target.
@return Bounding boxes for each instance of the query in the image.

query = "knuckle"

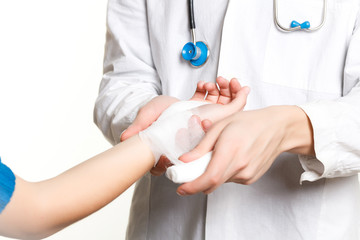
[208,172,222,186]
[243,178,256,185]
[248,179,256,185]
[239,171,254,182]
[232,151,247,168]
[235,160,248,172]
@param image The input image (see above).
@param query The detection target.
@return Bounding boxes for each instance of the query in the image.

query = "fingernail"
[178,154,188,162]
[119,130,126,142]
[177,190,187,196]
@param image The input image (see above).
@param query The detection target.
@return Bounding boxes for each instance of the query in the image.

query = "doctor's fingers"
[229,78,242,99]
[177,133,242,195]
[216,76,232,104]
[206,77,245,104]
[191,81,207,101]
[228,154,271,185]
[230,162,270,185]
[227,139,281,185]
[217,77,243,104]
[227,86,250,112]
[191,78,242,104]
[179,136,274,195]
[192,80,230,103]
[180,89,249,158]
[204,82,220,102]
[179,117,233,163]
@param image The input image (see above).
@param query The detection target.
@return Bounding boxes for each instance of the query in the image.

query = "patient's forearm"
[0,135,154,239]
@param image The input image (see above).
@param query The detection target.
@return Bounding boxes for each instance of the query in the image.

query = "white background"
[0,0,134,239]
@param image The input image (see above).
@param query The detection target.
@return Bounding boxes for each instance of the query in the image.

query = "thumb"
[121,108,159,142]
[121,123,144,141]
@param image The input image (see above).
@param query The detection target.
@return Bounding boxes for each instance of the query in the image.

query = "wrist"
[271,106,315,155]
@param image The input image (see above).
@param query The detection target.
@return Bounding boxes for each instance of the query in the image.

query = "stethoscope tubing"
[189,0,197,44]
[189,0,196,30]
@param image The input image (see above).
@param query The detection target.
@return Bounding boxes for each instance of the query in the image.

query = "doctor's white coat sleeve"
[94,0,161,145]
[298,9,360,182]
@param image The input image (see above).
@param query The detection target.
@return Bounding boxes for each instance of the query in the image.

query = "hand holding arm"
[0,77,249,239]
[177,5,360,195]
[139,78,250,183]
[123,77,247,176]
[177,105,314,195]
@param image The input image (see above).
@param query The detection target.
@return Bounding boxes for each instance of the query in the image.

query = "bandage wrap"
[139,101,212,183]
[0,157,16,214]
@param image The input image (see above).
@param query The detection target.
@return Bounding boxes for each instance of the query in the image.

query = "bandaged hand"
[139,101,208,164]
[139,83,250,183]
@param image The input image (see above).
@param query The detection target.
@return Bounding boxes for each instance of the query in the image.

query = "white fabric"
[139,100,212,183]
[139,101,206,165]
[298,83,360,182]
[166,152,212,184]
[297,9,360,182]
[94,0,360,239]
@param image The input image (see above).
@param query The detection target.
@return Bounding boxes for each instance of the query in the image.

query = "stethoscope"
[181,0,209,67]
[274,0,327,32]
[182,0,327,67]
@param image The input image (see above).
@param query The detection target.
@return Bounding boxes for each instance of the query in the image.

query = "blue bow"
[290,20,310,29]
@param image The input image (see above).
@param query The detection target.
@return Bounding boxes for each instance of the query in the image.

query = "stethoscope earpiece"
[290,20,310,30]
[182,41,209,67]
[273,0,327,32]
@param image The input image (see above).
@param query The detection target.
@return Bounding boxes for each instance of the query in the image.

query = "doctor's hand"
[120,95,179,142]
[121,77,244,176]
[177,106,315,195]
[120,77,238,142]
[150,77,247,176]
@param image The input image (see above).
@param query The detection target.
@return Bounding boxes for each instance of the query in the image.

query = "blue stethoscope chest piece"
[181,0,209,67]
[182,41,209,67]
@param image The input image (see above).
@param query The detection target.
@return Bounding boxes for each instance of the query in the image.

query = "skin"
[121,76,245,175]
[120,75,315,196]
[0,135,154,240]
[177,105,315,195]
[0,79,249,239]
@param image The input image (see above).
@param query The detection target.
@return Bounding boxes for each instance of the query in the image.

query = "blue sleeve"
[0,157,16,214]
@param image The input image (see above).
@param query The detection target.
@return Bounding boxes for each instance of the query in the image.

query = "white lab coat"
[94,0,360,239]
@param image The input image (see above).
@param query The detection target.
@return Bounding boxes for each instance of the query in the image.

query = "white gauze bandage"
[139,101,212,184]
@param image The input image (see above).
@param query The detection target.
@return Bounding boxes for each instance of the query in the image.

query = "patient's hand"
[151,77,249,175]
[122,76,242,142]
[139,77,250,177]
